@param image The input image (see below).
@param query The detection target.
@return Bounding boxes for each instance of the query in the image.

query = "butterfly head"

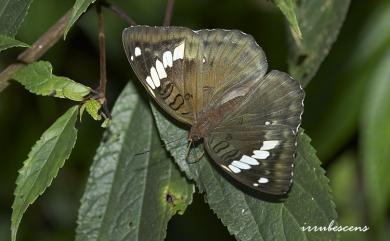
[188,127,203,142]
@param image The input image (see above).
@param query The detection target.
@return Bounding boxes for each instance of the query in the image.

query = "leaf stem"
[101,0,137,26]
[0,10,72,92]
[163,0,175,26]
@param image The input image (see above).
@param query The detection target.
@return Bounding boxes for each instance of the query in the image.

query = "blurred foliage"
[1,0,390,241]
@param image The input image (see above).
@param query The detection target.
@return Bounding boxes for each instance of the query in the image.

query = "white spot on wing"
[239,155,259,165]
[155,60,167,79]
[260,140,279,151]
[146,85,156,97]
[134,47,141,56]
[253,183,259,187]
[130,56,134,61]
[145,76,155,89]
[150,67,160,87]
[258,177,269,183]
[221,165,231,173]
[231,161,251,170]
[163,51,173,67]
[173,41,185,61]
[265,121,270,125]
[252,150,270,159]
[228,164,241,173]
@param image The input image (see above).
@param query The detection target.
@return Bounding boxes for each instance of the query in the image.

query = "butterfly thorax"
[189,111,221,142]
[189,97,243,142]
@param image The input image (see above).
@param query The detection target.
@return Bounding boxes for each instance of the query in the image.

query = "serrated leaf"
[12,61,91,101]
[0,34,29,52]
[273,0,302,39]
[0,0,34,36]
[11,106,78,241]
[80,99,102,121]
[361,49,390,227]
[152,106,337,241]
[288,0,351,86]
[76,83,194,241]
[64,0,96,38]
[306,2,390,160]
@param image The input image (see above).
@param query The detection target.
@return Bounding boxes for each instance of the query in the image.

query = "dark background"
[0,0,389,240]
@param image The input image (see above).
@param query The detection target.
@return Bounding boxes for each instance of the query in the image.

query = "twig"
[101,0,136,26]
[96,2,111,119]
[0,10,71,92]
[163,0,175,26]
[97,3,107,98]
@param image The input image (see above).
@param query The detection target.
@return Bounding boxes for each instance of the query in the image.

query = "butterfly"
[122,26,304,195]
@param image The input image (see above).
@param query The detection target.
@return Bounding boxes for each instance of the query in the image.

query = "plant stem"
[0,10,71,92]
[96,2,112,119]
[101,0,137,26]
[97,3,107,99]
[163,0,175,26]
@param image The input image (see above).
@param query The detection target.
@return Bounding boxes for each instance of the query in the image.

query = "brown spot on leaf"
[49,90,57,96]
[166,193,174,204]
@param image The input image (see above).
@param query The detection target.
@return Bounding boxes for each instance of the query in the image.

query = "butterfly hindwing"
[205,71,304,195]
[195,29,268,112]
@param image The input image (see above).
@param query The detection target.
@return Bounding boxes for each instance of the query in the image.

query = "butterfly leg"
[186,147,205,164]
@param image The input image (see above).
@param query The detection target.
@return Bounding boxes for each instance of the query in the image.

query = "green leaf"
[12,61,91,101]
[288,0,351,86]
[361,49,390,227]
[11,106,78,241]
[64,0,96,38]
[273,0,302,39]
[152,106,338,241]
[0,34,29,52]
[76,83,194,241]
[0,0,33,36]
[306,2,390,160]
[80,99,102,121]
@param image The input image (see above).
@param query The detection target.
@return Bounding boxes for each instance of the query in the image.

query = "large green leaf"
[0,0,33,36]
[306,2,390,160]
[12,61,91,101]
[288,0,350,86]
[64,0,96,38]
[0,34,29,52]
[361,49,390,227]
[11,106,79,241]
[273,0,301,39]
[152,106,337,241]
[76,83,194,241]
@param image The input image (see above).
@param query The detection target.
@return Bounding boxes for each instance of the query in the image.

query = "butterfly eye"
[190,135,201,142]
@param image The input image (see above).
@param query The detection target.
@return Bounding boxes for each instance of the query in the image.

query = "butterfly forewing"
[122,26,268,123]
[122,26,197,124]
[205,71,304,195]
